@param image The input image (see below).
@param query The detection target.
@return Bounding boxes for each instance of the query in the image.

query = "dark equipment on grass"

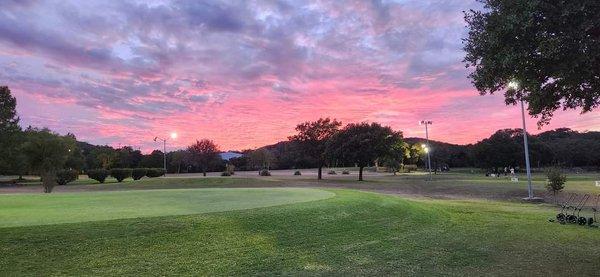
[572,194,590,225]
[589,194,600,227]
[556,193,576,224]
[565,194,587,224]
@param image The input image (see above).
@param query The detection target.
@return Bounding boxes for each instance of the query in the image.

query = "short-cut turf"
[0,188,334,227]
[1,189,599,275]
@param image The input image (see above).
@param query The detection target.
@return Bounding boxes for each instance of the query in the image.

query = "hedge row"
[86,168,166,183]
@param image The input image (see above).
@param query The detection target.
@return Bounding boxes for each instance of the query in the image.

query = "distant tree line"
[3,84,600,191]
[231,128,600,173]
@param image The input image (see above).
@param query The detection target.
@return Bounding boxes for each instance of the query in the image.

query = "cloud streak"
[1,0,598,152]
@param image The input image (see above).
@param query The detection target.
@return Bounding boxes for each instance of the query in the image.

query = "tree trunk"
[41,171,56,193]
[203,168,207,177]
[358,166,364,181]
[318,166,322,180]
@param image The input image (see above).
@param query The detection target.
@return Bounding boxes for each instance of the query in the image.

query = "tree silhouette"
[289,118,341,180]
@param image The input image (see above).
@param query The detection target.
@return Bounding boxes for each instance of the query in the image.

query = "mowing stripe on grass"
[0,188,335,227]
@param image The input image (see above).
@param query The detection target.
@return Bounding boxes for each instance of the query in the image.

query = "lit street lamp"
[508,80,534,200]
[154,132,178,173]
[419,120,433,181]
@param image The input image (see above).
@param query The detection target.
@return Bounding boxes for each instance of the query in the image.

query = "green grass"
[0,188,334,227]
[1,189,599,276]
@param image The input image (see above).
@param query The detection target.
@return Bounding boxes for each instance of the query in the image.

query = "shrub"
[110,168,132,182]
[56,169,78,185]
[146,168,166,178]
[328,170,337,175]
[132,168,147,180]
[546,167,566,203]
[342,170,350,175]
[87,169,109,183]
[221,171,231,176]
[259,169,271,176]
[294,170,301,176]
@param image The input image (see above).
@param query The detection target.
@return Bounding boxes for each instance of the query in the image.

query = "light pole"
[419,120,433,181]
[154,132,177,174]
[508,80,534,199]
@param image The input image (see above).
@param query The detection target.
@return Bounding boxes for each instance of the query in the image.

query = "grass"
[0,188,334,227]
[1,189,599,275]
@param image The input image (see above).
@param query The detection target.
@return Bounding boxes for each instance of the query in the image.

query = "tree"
[288,118,342,180]
[248,148,275,171]
[380,140,409,175]
[463,0,600,126]
[140,150,164,168]
[168,150,188,173]
[113,146,142,168]
[471,129,553,169]
[546,167,566,204]
[187,139,221,176]
[0,86,22,175]
[21,127,75,193]
[63,133,84,171]
[326,122,401,181]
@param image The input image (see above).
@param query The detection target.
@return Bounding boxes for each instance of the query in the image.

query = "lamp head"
[508,80,520,90]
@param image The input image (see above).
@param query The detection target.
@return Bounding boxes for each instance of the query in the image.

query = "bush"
[221,171,231,176]
[328,170,337,175]
[146,168,166,178]
[87,169,109,183]
[294,170,301,176]
[110,168,132,182]
[259,169,271,176]
[132,168,147,180]
[342,170,350,175]
[56,169,78,185]
[546,167,566,203]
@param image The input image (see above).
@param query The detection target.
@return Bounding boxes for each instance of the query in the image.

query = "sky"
[1,0,599,152]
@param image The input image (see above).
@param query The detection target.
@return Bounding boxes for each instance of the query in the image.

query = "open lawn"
[0,188,334,227]
[1,189,599,275]
[3,169,599,204]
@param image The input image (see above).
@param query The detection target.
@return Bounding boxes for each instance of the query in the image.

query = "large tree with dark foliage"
[289,118,342,180]
[463,0,600,126]
[187,139,221,176]
[537,128,600,167]
[21,127,76,193]
[471,129,553,169]
[0,86,22,175]
[326,122,402,181]
[140,150,164,168]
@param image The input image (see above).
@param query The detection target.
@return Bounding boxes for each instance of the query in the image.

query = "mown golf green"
[1,188,599,275]
[0,188,334,227]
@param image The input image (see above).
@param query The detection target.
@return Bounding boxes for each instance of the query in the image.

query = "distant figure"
[510,167,515,176]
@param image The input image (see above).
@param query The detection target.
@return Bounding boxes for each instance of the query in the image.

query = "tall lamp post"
[508,80,534,200]
[419,120,433,181]
[154,132,178,174]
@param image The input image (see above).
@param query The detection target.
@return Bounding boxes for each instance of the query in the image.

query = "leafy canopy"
[463,0,600,125]
[187,139,221,172]
[288,118,342,165]
[326,122,402,167]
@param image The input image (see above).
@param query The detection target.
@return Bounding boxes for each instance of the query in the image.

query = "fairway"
[0,188,335,227]
[1,189,599,275]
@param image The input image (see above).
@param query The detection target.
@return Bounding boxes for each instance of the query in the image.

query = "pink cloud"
[2,0,599,153]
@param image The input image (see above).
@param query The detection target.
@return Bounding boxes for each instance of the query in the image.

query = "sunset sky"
[2,0,599,152]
